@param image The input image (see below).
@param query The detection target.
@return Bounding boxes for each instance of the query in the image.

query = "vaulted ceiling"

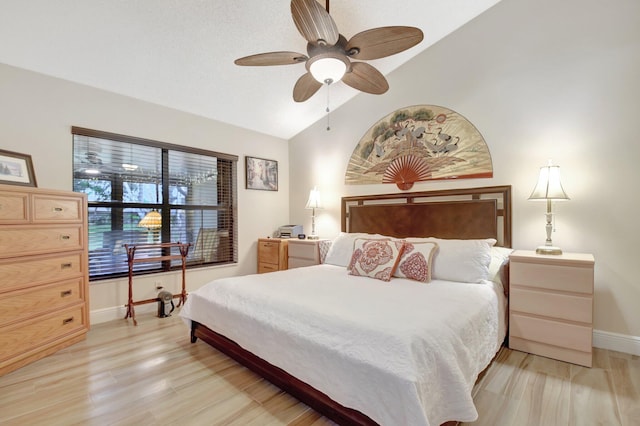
[0,0,501,139]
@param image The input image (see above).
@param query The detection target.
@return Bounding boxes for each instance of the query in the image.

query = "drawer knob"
[60,290,73,297]
[61,263,73,269]
[53,207,64,212]
[62,317,74,325]
[60,235,71,240]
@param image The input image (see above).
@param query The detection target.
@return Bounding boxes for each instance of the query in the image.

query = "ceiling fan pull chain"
[325,83,331,131]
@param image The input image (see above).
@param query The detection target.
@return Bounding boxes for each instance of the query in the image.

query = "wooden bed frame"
[190,185,512,425]
[342,185,511,247]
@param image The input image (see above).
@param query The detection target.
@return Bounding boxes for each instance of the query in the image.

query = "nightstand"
[288,239,330,269]
[257,238,288,273]
[508,250,595,367]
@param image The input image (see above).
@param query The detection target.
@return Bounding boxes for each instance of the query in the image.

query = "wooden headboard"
[341,185,512,247]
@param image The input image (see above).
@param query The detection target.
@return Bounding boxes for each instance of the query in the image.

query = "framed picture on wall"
[245,156,278,191]
[0,149,37,187]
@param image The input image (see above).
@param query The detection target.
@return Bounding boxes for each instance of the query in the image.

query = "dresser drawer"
[510,261,593,294]
[1,279,83,326]
[0,253,83,292]
[0,225,83,258]
[510,313,592,352]
[0,306,86,363]
[510,287,592,323]
[32,195,83,222]
[0,192,29,223]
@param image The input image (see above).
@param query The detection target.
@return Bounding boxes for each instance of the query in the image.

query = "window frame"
[72,127,238,281]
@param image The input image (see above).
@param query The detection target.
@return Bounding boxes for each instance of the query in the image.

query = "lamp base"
[307,234,319,240]
[536,245,563,255]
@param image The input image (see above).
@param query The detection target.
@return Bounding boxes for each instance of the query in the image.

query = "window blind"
[72,127,238,280]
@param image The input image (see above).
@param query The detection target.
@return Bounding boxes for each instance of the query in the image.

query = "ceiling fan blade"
[342,62,389,95]
[293,72,323,102]
[291,0,339,46]
[346,26,424,60]
[235,51,308,66]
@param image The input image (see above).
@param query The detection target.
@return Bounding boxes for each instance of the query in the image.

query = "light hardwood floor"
[1,312,638,426]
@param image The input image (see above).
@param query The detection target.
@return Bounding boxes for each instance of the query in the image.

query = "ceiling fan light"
[309,57,347,84]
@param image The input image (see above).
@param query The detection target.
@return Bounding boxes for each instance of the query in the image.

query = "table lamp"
[528,160,569,255]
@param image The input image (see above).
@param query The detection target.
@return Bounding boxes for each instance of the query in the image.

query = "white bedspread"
[180,264,507,426]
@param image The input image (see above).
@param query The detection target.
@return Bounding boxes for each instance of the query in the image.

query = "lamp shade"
[138,210,162,229]
[309,56,347,84]
[305,187,323,209]
[529,163,569,200]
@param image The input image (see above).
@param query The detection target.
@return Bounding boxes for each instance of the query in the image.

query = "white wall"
[0,63,289,322]
[289,0,640,346]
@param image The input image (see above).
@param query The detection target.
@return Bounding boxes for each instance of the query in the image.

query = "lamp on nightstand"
[305,186,323,240]
[528,160,570,255]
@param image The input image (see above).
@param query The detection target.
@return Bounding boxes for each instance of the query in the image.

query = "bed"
[180,185,512,426]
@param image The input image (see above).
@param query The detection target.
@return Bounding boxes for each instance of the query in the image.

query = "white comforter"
[180,264,506,426]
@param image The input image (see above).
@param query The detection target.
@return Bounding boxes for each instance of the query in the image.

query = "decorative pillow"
[406,237,496,283]
[393,241,438,283]
[318,239,332,264]
[348,239,405,282]
[324,232,387,267]
[347,237,392,271]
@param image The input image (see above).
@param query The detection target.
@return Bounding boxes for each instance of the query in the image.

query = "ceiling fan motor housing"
[234,0,423,101]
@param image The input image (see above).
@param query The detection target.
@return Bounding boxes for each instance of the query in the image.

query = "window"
[72,127,238,280]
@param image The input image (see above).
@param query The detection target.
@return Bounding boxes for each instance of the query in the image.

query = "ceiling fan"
[234,0,424,102]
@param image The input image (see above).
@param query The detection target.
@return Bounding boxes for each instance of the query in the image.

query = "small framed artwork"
[246,156,278,191]
[0,149,37,187]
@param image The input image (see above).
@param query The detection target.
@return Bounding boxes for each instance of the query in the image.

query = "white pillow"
[488,246,513,285]
[324,232,387,267]
[406,237,496,283]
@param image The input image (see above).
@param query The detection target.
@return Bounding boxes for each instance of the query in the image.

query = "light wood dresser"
[508,250,595,367]
[288,238,330,269]
[0,184,89,376]
[257,238,288,273]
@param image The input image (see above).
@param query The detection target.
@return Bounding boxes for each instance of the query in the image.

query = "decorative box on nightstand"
[508,250,595,367]
[288,238,330,269]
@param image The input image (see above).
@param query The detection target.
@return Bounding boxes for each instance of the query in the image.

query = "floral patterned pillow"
[348,239,405,282]
[393,241,439,283]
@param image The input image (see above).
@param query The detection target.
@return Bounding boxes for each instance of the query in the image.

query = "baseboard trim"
[90,304,156,325]
[593,329,640,356]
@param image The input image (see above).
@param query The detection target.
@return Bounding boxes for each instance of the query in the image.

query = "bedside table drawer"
[289,242,317,261]
[510,287,592,323]
[510,313,592,352]
[289,258,317,269]
[510,262,593,293]
[258,262,279,274]
[509,337,592,367]
[258,241,280,264]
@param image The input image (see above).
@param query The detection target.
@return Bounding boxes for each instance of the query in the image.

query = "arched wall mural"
[345,105,493,190]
